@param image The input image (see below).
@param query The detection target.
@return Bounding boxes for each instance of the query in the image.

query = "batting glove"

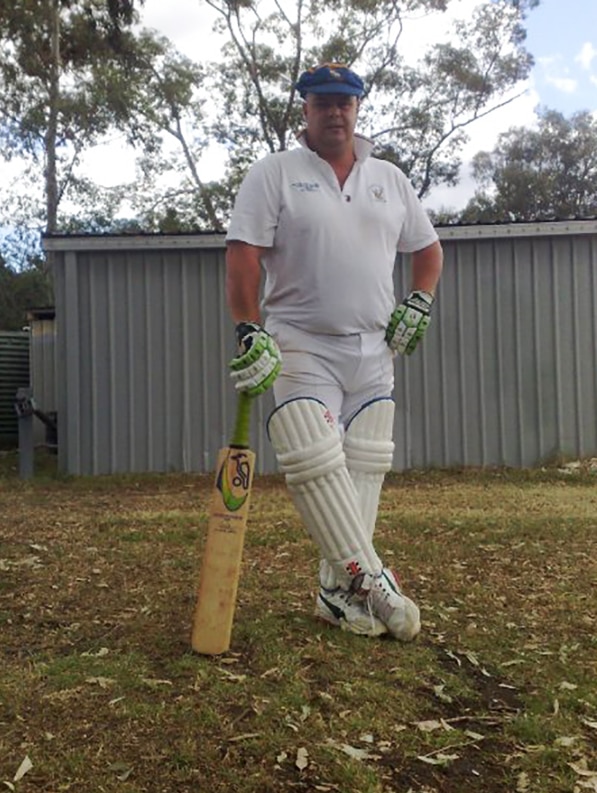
[385,291,434,355]
[229,322,282,396]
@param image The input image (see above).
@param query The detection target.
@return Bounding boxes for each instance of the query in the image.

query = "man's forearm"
[411,240,443,296]
[226,241,264,323]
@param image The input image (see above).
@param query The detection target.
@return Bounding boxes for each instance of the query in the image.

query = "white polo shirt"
[226,132,439,335]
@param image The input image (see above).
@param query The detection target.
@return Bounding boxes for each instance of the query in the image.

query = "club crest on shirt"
[291,181,320,192]
[369,184,387,203]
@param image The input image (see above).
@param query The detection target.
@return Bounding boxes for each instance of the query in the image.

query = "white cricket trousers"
[266,318,394,425]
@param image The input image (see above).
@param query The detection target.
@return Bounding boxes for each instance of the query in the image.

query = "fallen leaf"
[569,760,597,778]
[326,740,377,762]
[415,720,444,733]
[81,647,109,658]
[227,733,260,743]
[13,756,33,782]
[417,753,459,766]
[555,736,578,747]
[218,669,246,683]
[433,684,453,703]
[108,761,131,774]
[582,720,597,731]
[85,676,115,689]
[296,747,309,771]
[516,771,530,791]
[141,678,173,688]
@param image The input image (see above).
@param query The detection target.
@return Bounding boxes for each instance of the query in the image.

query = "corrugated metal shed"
[44,220,597,475]
[0,332,30,448]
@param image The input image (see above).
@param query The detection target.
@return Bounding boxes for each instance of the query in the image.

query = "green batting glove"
[229,322,282,397]
[385,291,434,355]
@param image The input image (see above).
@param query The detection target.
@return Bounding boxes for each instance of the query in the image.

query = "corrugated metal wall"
[29,310,57,416]
[0,332,30,448]
[27,309,57,447]
[46,223,597,475]
[393,227,597,468]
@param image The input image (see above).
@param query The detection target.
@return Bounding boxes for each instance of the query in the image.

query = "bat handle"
[230,392,253,449]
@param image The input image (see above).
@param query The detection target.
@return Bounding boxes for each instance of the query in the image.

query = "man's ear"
[301,100,308,120]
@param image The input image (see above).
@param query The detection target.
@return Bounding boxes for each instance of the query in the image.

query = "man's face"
[303,93,359,152]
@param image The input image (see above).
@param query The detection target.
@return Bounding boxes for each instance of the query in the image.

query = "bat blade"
[191,443,256,655]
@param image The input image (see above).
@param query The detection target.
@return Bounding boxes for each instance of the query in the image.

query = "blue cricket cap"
[295,63,364,98]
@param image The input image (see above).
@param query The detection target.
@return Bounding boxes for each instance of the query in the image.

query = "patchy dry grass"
[1,450,596,792]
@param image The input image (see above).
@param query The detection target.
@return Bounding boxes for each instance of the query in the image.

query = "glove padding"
[385,291,434,355]
[229,322,282,396]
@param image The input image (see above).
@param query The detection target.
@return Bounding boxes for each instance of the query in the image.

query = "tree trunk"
[45,0,60,235]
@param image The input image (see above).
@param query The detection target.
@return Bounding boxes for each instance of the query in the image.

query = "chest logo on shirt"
[369,184,387,203]
[291,181,321,192]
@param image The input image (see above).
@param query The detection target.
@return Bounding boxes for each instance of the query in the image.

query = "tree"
[0,0,160,266]
[461,108,597,222]
[0,257,52,331]
[122,36,225,231]
[0,1,224,262]
[203,0,539,199]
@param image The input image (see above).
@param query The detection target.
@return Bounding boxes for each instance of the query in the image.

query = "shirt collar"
[296,130,374,161]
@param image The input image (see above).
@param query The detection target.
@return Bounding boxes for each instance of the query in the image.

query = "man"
[225,63,443,640]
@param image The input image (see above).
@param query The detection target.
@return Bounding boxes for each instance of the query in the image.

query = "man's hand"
[385,291,434,355]
[229,322,282,396]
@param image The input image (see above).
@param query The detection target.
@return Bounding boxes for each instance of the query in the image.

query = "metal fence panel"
[47,224,597,475]
[0,332,29,448]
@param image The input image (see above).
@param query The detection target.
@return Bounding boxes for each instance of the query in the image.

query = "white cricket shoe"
[354,569,421,641]
[315,586,388,637]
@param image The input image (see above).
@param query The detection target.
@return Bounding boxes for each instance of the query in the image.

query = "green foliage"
[206,0,537,200]
[461,108,597,222]
[0,258,53,330]
[0,0,543,250]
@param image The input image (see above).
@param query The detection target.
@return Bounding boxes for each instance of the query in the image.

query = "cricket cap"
[295,63,364,98]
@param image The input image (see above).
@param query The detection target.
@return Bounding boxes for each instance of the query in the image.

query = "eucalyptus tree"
[0,0,153,265]
[461,109,597,222]
[203,0,540,199]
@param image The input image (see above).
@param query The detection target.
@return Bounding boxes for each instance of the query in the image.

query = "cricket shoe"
[353,569,421,641]
[315,586,388,637]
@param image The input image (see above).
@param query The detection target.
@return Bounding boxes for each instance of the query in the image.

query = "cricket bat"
[191,391,256,655]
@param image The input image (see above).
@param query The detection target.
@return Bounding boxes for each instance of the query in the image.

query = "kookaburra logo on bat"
[216,451,251,511]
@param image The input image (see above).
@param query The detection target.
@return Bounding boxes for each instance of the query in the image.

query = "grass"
[1,450,596,792]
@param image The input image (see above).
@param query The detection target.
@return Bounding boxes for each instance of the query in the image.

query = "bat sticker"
[216,450,251,512]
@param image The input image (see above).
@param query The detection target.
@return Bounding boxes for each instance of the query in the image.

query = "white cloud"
[536,56,578,94]
[140,1,222,61]
[575,42,597,70]
[545,75,577,93]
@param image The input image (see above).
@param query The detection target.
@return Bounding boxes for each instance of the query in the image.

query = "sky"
[36,0,597,215]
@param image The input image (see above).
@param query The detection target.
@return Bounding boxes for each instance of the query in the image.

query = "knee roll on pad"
[267,398,344,485]
[344,398,395,474]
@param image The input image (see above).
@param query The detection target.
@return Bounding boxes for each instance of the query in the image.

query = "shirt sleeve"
[394,170,439,253]
[226,155,281,247]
